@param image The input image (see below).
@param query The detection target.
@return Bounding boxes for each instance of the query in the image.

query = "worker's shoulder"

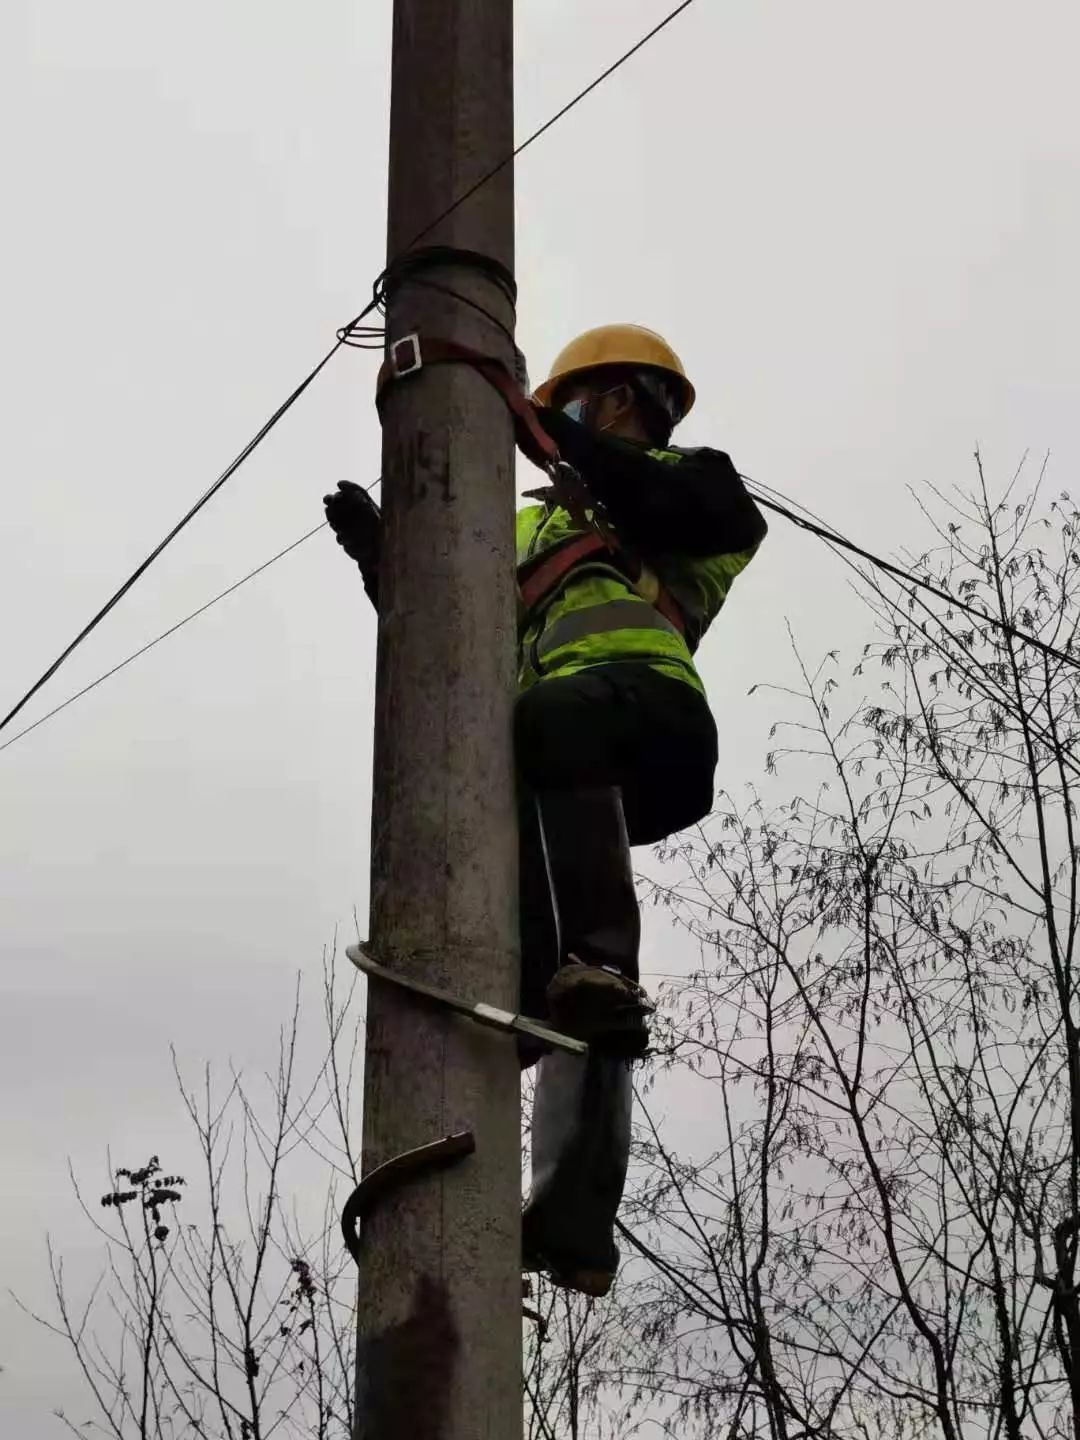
[642,443,722,467]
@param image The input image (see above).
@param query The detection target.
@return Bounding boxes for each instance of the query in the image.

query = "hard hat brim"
[533,361,695,419]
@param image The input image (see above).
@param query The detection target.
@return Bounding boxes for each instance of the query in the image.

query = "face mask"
[562,385,631,430]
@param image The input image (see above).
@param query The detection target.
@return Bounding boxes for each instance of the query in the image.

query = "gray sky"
[3,1,1079,1431]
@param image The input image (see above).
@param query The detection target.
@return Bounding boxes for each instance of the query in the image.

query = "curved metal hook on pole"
[340,1131,477,1266]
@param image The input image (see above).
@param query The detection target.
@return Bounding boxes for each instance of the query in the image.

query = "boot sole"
[546,1012,650,1057]
[550,1266,614,1298]
[522,1255,615,1299]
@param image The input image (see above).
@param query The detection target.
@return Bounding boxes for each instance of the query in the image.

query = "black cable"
[379,246,518,312]
[405,277,517,344]
[341,267,515,349]
[350,245,520,359]
[0,523,330,755]
[0,0,701,734]
[399,0,701,254]
[1,476,384,756]
[0,305,377,737]
[742,478,1080,672]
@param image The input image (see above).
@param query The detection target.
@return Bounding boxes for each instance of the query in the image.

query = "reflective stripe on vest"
[536,598,681,661]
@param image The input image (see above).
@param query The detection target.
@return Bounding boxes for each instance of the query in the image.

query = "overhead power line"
[0,0,702,736]
[0,341,361,736]
[403,0,701,254]
[0,524,328,756]
[742,480,1080,672]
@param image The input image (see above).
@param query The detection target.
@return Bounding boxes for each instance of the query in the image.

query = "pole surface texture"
[354,1,520,1436]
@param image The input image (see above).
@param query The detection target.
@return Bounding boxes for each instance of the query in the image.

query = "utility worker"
[325,324,766,1294]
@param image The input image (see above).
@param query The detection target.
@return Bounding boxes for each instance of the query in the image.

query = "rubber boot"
[537,787,652,1058]
[522,1050,632,1296]
[520,788,645,1293]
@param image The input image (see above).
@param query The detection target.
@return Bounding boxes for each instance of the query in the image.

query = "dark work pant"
[514,662,719,1020]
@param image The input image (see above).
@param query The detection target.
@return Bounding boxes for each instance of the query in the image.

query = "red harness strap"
[518,533,608,612]
[517,533,686,638]
[376,334,558,471]
[377,334,612,538]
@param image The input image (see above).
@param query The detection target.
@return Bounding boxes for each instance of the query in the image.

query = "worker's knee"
[628,764,714,845]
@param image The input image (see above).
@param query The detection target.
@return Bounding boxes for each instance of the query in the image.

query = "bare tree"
[19,948,362,1439]
[524,1280,612,1440]
[563,457,1080,1439]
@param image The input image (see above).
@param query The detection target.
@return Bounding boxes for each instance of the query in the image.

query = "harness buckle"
[389,332,423,378]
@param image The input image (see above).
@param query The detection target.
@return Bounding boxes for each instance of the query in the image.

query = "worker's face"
[558,376,646,441]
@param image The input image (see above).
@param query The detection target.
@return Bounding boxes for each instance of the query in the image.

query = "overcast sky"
[3,1,1079,1431]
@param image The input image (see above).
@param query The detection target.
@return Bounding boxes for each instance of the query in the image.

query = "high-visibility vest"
[515,447,761,696]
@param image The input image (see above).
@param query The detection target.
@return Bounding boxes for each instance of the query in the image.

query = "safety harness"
[375,331,687,637]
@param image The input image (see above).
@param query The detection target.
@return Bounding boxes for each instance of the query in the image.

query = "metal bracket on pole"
[345,943,589,1056]
[341,1131,476,1265]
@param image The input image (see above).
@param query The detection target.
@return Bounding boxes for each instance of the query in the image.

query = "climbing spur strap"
[345,944,587,1056]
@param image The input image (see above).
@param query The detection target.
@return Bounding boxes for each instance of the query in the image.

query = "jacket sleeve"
[536,407,767,559]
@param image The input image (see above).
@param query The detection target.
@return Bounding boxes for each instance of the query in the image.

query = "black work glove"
[323,480,382,607]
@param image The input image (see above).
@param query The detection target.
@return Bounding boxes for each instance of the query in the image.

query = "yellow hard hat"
[533,323,695,420]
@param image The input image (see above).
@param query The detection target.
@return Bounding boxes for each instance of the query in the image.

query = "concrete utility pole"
[353,1,520,1437]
